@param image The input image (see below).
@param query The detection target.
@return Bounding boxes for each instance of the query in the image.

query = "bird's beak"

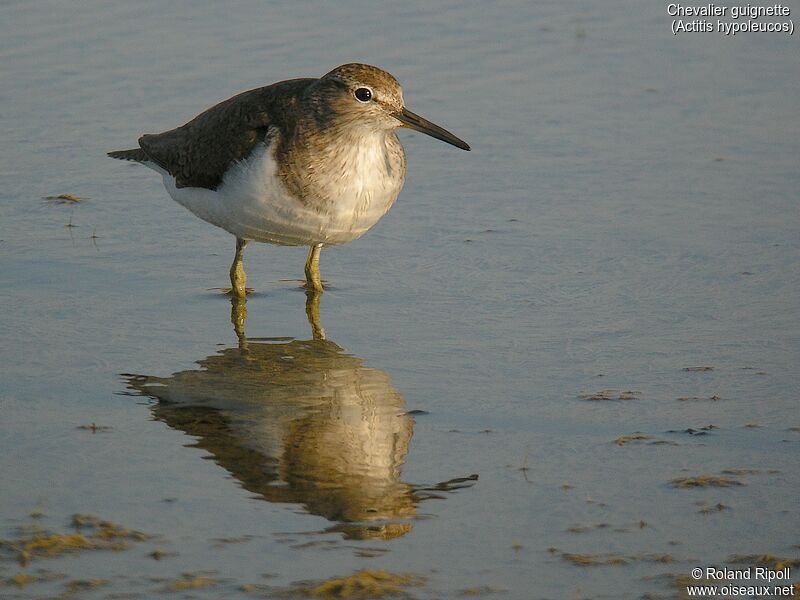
[394,107,470,151]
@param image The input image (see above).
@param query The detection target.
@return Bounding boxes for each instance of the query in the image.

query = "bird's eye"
[354,87,372,102]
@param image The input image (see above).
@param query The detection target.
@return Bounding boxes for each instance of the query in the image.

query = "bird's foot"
[277,278,330,291]
[209,286,255,296]
[302,279,328,292]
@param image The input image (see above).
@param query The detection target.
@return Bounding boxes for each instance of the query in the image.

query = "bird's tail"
[107,148,148,162]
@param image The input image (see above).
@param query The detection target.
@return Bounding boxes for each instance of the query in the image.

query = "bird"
[108,63,470,296]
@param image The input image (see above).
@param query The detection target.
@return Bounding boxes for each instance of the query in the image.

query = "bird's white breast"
[149,135,403,246]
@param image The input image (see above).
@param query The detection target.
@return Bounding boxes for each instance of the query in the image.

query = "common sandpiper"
[109,63,470,296]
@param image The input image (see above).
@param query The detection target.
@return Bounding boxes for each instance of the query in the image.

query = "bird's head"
[311,63,470,151]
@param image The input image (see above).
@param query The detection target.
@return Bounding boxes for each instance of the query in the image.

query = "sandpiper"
[109,63,469,296]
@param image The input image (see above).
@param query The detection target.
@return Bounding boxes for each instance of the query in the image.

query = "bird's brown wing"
[138,78,313,190]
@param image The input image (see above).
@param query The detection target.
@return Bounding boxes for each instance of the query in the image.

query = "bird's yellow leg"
[230,237,248,298]
[304,243,323,292]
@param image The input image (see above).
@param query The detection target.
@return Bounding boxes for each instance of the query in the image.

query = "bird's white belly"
[150,141,401,246]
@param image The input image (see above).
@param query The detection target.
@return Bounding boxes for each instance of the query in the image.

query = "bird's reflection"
[125,292,475,540]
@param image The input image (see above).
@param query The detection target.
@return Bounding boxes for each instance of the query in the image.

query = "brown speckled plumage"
[137,78,310,190]
[111,64,412,194]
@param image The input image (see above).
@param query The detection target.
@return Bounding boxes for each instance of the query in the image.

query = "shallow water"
[1,1,798,598]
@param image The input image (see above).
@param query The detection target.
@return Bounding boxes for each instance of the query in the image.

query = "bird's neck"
[278,122,404,208]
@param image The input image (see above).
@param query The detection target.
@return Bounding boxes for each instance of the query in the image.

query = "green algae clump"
[0,514,150,566]
[308,570,425,599]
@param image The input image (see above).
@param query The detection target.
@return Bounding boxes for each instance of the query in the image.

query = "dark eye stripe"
[354,87,372,102]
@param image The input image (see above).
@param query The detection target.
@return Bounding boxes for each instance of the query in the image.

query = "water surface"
[1,1,798,598]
